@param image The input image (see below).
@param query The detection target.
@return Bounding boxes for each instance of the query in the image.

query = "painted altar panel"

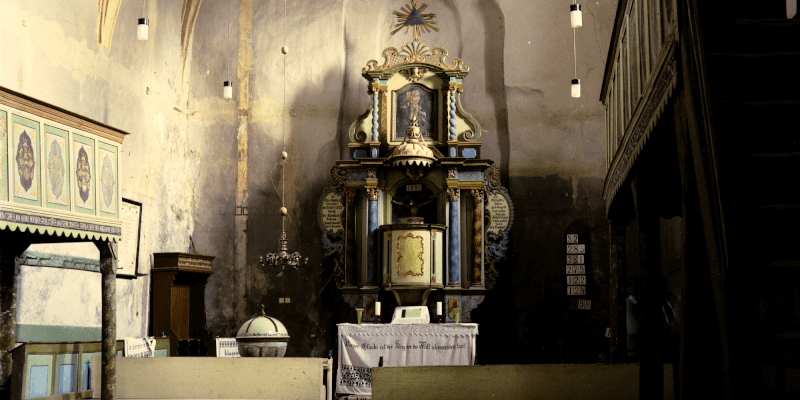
[44,125,71,211]
[11,114,41,207]
[72,133,95,216]
[393,84,438,141]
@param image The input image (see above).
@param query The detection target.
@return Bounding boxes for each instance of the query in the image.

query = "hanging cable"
[259,0,307,271]
[570,0,581,98]
[282,0,287,233]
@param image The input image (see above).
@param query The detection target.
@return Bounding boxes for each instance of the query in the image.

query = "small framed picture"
[119,199,143,277]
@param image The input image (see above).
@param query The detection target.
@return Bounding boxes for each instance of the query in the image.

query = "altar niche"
[389,180,438,224]
[393,84,439,142]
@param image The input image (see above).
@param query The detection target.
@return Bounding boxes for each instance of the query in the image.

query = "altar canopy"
[337,323,478,396]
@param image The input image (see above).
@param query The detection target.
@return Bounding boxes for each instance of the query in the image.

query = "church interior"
[0,0,798,399]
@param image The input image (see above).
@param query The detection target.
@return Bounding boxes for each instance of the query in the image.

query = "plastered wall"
[1,0,618,362]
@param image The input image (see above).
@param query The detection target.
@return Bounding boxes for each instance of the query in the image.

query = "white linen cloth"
[336,323,478,396]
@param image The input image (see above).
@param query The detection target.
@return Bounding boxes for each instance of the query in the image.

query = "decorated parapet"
[0,86,126,241]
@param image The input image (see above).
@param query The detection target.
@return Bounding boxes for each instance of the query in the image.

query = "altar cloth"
[336,323,478,396]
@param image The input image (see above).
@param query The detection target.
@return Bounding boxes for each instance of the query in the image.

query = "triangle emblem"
[405,8,425,25]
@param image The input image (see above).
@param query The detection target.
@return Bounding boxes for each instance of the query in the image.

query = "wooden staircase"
[699,2,800,397]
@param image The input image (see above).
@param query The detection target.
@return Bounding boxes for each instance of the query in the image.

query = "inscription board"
[565,233,590,307]
[565,265,585,275]
[486,192,511,234]
[569,298,592,310]
[567,286,586,296]
[566,255,584,264]
[566,244,586,254]
[406,184,422,192]
[319,190,344,233]
[567,275,587,285]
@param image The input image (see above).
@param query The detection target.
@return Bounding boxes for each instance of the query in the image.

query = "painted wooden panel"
[0,86,126,241]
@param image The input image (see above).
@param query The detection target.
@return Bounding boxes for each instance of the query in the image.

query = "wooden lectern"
[151,253,214,356]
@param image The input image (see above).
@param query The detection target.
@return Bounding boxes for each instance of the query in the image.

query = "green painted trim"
[71,133,93,146]
[43,125,71,212]
[71,133,95,216]
[17,325,102,342]
[21,251,100,272]
[1,109,8,202]
[11,113,42,207]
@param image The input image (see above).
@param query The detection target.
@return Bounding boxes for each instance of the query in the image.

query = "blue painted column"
[366,188,378,286]
[447,187,460,286]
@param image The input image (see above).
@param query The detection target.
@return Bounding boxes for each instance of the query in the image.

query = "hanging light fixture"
[137,0,149,40]
[570,5,581,98]
[223,0,233,99]
[570,3,583,28]
[259,0,307,273]
[223,81,233,99]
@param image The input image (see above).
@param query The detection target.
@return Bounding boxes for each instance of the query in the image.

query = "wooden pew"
[91,357,332,400]
[372,363,674,400]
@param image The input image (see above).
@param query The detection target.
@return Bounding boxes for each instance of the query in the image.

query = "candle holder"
[436,315,443,323]
[356,308,364,324]
[376,314,382,324]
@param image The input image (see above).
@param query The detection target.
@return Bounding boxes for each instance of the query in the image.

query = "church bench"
[91,357,332,400]
[372,363,674,400]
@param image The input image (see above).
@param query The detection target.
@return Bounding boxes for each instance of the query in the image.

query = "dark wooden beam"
[96,241,117,400]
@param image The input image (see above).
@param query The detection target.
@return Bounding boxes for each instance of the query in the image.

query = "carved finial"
[260,304,266,317]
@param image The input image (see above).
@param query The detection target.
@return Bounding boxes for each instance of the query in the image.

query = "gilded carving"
[403,67,428,83]
[344,189,356,204]
[447,169,457,179]
[391,1,439,40]
[363,41,469,74]
[368,170,377,179]
[405,167,426,183]
[446,187,460,202]
[485,165,501,190]
[396,232,425,276]
[366,188,379,201]
[327,166,346,190]
[472,189,484,285]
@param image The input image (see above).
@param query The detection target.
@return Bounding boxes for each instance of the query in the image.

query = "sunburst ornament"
[391,0,439,40]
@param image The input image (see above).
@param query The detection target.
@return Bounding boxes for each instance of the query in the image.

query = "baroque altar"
[318,40,513,323]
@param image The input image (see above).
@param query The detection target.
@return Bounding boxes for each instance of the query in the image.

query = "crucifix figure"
[392,197,434,217]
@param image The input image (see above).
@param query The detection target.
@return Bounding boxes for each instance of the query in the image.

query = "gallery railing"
[600,0,679,207]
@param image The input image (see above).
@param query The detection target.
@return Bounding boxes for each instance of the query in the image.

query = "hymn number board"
[566,233,591,310]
